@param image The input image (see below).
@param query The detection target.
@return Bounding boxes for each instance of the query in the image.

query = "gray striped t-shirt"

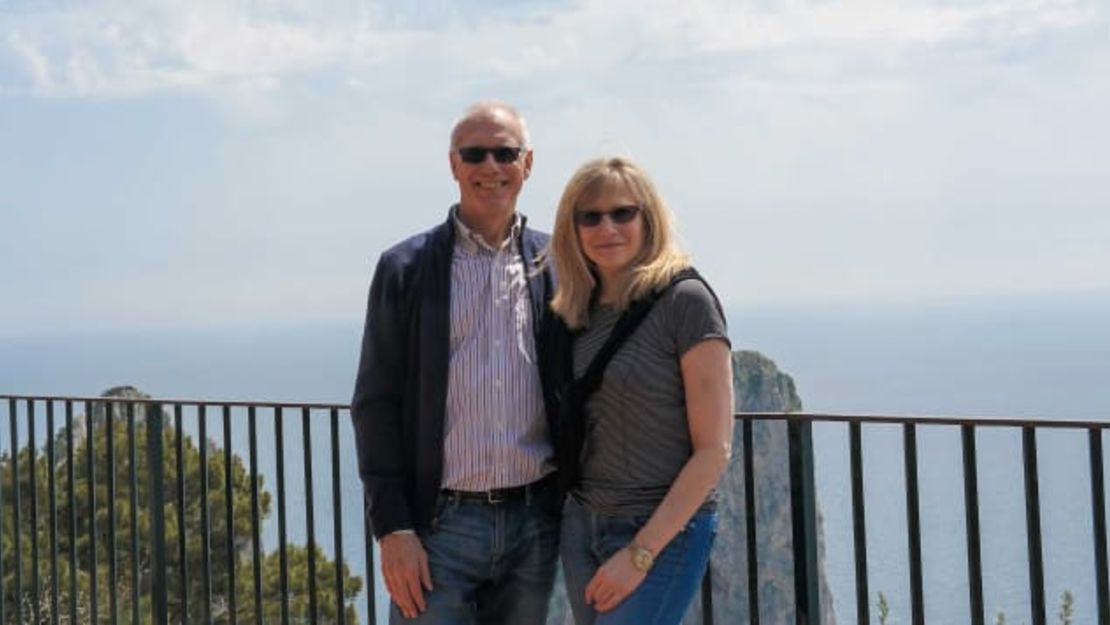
[572,277,729,516]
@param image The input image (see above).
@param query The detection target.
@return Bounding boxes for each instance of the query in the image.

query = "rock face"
[547,350,837,625]
[683,350,837,625]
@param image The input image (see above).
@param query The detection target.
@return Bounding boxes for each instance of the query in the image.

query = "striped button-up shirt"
[441,210,554,491]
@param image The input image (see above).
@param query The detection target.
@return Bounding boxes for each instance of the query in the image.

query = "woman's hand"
[584,547,648,613]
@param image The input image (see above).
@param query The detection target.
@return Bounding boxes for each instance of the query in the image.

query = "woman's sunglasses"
[457,146,524,164]
[574,205,641,228]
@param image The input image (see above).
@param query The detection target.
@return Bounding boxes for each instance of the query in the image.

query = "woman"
[550,156,734,625]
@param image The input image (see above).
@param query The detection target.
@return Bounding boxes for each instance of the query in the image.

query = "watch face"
[631,548,653,572]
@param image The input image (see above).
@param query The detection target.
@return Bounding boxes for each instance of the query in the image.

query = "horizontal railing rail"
[1,394,1107,625]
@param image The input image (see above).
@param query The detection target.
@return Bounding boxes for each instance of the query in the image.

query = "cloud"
[1,0,1102,100]
[396,0,1104,82]
[656,0,1099,52]
[0,0,393,97]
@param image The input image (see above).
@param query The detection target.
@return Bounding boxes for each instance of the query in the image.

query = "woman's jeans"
[560,497,717,625]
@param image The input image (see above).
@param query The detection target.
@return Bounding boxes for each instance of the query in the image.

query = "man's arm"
[351,252,412,538]
[351,251,436,619]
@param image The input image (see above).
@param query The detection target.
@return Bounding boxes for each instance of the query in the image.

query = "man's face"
[449,114,532,226]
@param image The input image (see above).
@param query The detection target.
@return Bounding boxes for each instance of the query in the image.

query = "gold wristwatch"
[628,543,655,573]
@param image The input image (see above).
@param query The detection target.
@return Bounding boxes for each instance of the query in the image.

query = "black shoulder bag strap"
[557,267,701,493]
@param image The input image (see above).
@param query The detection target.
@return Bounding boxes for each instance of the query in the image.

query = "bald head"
[449,101,531,151]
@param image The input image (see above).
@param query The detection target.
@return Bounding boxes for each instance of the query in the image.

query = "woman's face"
[575,186,646,281]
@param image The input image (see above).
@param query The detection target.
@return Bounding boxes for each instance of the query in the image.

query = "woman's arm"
[585,338,734,612]
[633,338,734,553]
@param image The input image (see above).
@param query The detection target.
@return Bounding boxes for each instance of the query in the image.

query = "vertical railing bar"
[903,424,924,625]
[175,404,189,624]
[743,418,759,625]
[249,405,263,625]
[331,408,347,625]
[364,489,376,625]
[303,407,319,624]
[199,405,213,625]
[700,563,715,625]
[0,400,8,625]
[147,402,168,625]
[849,422,870,625]
[276,406,290,625]
[223,405,237,625]
[1023,426,1046,625]
[47,401,59,625]
[962,425,985,625]
[1089,428,1110,625]
[86,400,98,625]
[29,400,41,625]
[10,397,22,625]
[1092,430,1110,625]
[788,420,820,625]
[66,400,78,625]
[127,402,140,625]
[108,401,118,625]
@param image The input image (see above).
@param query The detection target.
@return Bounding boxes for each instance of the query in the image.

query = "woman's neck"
[597,269,633,305]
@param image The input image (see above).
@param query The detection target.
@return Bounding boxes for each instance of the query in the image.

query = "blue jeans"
[560,497,717,625]
[389,482,561,625]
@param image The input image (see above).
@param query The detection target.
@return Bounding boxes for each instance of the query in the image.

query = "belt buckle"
[486,489,505,504]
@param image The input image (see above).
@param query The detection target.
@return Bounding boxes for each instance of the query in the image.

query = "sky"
[3,6,1109,621]
[2,0,1109,337]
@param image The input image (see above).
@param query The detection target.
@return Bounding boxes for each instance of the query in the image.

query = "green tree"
[1,400,361,624]
[1058,590,1074,625]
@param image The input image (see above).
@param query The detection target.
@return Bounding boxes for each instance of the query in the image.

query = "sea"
[3,292,1109,624]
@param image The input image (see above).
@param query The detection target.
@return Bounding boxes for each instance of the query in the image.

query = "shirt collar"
[452,205,522,254]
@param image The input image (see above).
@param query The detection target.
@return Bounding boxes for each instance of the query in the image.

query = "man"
[351,102,563,624]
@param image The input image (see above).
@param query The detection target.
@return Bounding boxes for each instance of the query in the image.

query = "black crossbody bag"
[556,267,708,493]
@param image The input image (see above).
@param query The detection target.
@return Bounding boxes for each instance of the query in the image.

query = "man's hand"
[584,548,647,613]
[380,532,433,619]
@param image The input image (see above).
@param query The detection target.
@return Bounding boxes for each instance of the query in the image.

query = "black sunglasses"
[457,146,524,164]
[574,205,641,228]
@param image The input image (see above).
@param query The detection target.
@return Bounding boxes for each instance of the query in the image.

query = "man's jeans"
[390,482,561,625]
[560,497,717,625]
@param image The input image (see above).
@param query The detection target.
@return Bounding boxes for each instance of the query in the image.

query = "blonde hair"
[550,156,690,329]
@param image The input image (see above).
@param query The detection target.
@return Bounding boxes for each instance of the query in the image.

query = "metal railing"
[1,395,372,625]
[1,394,1108,625]
[740,412,1110,625]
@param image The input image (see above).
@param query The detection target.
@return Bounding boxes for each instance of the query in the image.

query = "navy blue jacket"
[350,209,566,538]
